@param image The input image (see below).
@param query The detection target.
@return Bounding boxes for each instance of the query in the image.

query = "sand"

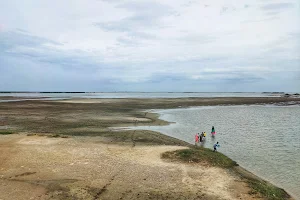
[0,134,256,200]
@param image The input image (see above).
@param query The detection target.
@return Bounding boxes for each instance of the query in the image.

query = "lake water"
[133,105,300,199]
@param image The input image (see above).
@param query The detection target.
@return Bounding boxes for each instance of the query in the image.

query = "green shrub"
[0,131,13,135]
[161,147,238,168]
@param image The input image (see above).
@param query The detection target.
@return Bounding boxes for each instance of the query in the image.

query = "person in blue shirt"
[213,142,220,152]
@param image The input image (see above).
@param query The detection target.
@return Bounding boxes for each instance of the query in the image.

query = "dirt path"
[0,134,259,200]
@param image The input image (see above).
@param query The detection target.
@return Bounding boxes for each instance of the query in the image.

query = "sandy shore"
[0,97,298,200]
[1,134,258,200]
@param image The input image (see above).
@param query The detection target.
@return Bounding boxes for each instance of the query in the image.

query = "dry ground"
[1,134,256,200]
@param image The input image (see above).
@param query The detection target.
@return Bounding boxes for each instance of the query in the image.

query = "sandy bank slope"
[0,134,257,200]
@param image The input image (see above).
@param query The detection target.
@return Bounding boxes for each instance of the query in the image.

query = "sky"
[0,0,299,92]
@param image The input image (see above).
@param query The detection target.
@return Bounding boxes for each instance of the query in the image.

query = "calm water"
[0,92,280,99]
[134,105,300,199]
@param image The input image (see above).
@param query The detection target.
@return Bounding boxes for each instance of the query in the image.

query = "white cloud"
[0,0,299,91]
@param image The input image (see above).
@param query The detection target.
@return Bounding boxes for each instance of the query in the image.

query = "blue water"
[133,105,300,199]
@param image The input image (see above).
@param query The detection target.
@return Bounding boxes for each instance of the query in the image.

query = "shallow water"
[134,105,300,199]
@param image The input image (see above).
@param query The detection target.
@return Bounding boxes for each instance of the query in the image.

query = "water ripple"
[136,105,300,199]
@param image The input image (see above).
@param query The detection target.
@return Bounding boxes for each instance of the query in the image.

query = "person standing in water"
[200,132,205,142]
[202,132,206,142]
[211,126,216,136]
[213,142,220,152]
[195,133,199,144]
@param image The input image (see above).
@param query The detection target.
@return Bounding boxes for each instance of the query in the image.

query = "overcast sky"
[0,0,299,92]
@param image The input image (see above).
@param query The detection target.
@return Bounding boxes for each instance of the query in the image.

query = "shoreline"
[1,97,298,199]
[147,106,299,200]
[120,108,297,200]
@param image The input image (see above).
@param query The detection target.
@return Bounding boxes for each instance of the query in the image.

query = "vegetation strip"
[0,131,13,135]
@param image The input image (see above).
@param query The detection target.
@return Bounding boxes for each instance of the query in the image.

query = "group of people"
[194,126,220,152]
[194,132,207,143]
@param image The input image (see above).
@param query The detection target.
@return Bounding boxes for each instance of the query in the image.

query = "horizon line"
[0,91,293,94]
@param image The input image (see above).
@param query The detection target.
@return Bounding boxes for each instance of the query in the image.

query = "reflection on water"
[134,105,300,199]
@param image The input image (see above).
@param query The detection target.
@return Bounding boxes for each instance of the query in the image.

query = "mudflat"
[0,97,298,200]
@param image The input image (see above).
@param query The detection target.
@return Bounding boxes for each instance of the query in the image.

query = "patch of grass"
[26,133,69,138]
[247,178,290,200]
[48,134,61,138]
[161,147,238,168]
[0,131,13,135]
[132,130,190,146]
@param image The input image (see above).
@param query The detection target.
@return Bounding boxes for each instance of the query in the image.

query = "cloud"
[0,0,299,92]
[94,1,172,32]
[265,11,281,16]
[94,1,174,47]
[0,30,60,51]
[261,3,294,10]
[259,2,295,16]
